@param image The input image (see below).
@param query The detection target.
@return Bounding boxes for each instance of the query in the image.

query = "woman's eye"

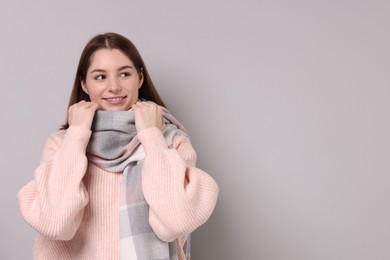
[119,72,130,78]
[95,75,105,80]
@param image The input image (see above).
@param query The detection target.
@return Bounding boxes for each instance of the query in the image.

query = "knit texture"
[18,121,219,259]
[87,108,188,259]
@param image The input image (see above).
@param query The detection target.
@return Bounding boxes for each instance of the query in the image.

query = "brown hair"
[60,32,165,129]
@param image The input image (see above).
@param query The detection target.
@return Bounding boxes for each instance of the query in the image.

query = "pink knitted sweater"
[18,126,219,259]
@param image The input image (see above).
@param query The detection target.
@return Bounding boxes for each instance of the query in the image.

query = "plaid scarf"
[86,105,189,259]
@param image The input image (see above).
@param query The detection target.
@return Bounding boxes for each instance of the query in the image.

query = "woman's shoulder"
[41,126,92,162]
[44,128,67,146]
[45,126,91,149]
[44,127,68,147]
[51,128,67,138]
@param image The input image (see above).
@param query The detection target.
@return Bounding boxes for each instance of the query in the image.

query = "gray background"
[1,0,389,259]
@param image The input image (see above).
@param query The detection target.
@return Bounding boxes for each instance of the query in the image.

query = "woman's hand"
[132,101,165,132]
[68,101,99,129]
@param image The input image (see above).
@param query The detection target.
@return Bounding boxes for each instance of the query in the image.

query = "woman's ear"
[138,70,144,89]
[81,80,89,94]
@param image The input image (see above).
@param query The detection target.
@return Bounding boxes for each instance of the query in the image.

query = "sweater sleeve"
[138,127,219,242]
[17,126,91,241]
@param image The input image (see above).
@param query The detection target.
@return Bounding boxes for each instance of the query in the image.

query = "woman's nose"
[108,76,121,92]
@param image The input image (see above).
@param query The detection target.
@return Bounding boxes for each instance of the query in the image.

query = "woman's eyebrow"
[117,65,134,71]
[90,65,134,74]
[90,68,106,74]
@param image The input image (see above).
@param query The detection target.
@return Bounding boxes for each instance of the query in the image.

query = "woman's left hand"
[132,101,165,132]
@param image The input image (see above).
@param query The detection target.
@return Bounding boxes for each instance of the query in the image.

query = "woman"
[18,32,219,260]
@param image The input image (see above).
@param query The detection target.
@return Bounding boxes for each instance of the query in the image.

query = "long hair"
[60,32,165,129]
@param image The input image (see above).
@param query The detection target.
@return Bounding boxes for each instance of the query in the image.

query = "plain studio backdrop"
[1,1,389,259]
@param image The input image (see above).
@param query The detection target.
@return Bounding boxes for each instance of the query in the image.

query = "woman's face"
[81,48,143,111]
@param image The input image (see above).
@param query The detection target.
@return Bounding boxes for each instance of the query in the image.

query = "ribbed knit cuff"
[137,127,168,154]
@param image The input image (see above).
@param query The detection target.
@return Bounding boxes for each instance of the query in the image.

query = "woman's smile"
[103,96,127,105]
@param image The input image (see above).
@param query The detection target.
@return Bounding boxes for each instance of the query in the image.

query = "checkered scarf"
[86,105,190,259]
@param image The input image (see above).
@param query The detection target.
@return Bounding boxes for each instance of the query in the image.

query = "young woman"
[18,32,219,260]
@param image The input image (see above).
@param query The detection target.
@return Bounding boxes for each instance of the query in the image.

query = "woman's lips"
[103,96,126,105]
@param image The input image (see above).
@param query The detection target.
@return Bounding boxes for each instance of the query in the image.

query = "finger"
[76,100,86,107]
[135,101,148,109]
[134,103,150,112]
[131,102,139,111]
[78,101,96,110]
[157,105,162,113]
[89,102,99,111]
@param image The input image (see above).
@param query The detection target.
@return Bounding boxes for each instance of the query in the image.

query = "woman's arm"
[17,126,91,240]
[139,127,219,242]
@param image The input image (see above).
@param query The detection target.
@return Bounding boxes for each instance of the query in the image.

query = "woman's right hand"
[68,101,99,129]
